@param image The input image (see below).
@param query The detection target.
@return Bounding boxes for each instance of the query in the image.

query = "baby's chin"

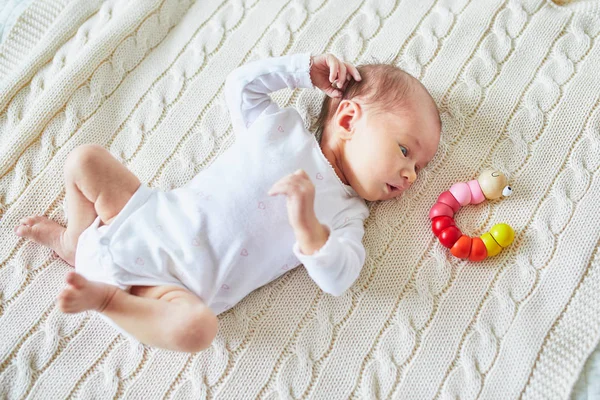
[359,185,400,202]
[352,186,378,202]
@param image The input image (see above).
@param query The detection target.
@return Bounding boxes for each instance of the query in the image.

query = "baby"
[13,53,441,353]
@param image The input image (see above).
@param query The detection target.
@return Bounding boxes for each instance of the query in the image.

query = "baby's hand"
[268,169,318,232]
[310,53,361,98]
[268,169,329,254]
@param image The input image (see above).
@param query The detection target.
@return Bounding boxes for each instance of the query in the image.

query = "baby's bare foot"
[14,215,76,266]
[57,271,118,313]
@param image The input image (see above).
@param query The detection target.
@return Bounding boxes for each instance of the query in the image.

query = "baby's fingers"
[322,85,342,98]
[293,169,309,179]
[268,170,309,195]
[268,175,292,194]
[268,181,289,196]
[327,54,340,83]
[335,64,347,89]
[345,63,361,81]
[268,176,295,196]
[334,63,360,90]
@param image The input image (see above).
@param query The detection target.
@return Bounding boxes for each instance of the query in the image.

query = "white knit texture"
[1,0,599,398]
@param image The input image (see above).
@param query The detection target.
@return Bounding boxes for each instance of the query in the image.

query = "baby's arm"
[293,214,368,297]
[269,170,369,297]
[224,53,314,133]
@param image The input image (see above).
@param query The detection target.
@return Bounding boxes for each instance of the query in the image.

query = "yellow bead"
[480,232,502,257]
[490,223,515,248]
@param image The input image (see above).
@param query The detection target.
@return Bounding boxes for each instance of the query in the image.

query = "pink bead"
[437,191,461,212]
[429,202,455,220]
[467,179,485,204]
[449,182,471,206]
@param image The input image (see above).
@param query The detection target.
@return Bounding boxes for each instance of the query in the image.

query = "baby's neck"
[319,134,350,186]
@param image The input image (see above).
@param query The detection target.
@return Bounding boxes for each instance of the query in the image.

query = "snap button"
[100,237,109,245]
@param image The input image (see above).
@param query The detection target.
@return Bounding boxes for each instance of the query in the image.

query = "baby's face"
[344,100,440,202]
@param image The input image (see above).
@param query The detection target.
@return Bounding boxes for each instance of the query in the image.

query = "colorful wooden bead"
[451,235,472,258]
[490,223,515,248]
[449,182,471,206]
[480,232,502,257]
[467,179,485,204]
[430,170,514,261]
[437,191,461,212]
[432,216,456,237]
[439,226,462,248]
[429,202,455,220]
[469,237,488,261]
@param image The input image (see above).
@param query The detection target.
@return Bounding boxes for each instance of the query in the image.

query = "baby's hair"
[313,56,441,141]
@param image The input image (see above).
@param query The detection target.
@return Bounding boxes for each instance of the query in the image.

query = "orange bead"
[451,235,472,258]
[468,237,487,261]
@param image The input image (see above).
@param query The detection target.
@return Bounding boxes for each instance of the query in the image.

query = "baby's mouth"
[387,183,400,193]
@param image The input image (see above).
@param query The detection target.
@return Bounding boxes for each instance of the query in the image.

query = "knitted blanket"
[1,0,600,398]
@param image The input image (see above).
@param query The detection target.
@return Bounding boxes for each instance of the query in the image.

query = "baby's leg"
[57,271,218,353]
[14,144,141,266]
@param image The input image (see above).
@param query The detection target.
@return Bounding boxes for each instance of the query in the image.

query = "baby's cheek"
[351,151,372,176]
[375,153,395,176]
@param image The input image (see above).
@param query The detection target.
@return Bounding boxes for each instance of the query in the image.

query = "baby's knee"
[64,144,109,178]
[172,306,218,353]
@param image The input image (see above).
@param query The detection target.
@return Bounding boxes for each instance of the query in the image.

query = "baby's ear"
[334,100,360,139]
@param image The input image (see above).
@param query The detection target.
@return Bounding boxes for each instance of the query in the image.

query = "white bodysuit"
[74,53,370,334]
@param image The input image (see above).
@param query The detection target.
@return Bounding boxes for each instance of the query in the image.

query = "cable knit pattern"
[0,0,599,399]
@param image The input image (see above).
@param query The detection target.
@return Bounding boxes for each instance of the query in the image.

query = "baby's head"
[315,63,441,202]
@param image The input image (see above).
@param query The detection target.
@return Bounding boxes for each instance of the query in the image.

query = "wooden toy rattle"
[429,170,514,261]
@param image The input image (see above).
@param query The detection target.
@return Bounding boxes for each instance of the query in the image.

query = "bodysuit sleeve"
[224,52,314,134]
[292,211,369,297]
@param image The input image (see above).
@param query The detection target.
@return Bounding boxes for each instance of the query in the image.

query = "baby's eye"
[399,145,408,156]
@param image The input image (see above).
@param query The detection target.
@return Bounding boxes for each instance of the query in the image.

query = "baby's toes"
[14,223,30,237]
[65,271,88,289]
[57,272,101,313]
[14,215,41,236]
[20,215,42,226]
[57,287,79,313]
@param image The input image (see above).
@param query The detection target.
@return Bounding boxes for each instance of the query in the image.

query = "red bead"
[432,216,456,237]
[437,191,461,213]
[439,226,462,248]
[468,237,487,261]
[429,202,455,220]
[451,235,472,258]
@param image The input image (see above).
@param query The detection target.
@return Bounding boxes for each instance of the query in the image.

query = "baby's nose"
[402,169,417,184]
